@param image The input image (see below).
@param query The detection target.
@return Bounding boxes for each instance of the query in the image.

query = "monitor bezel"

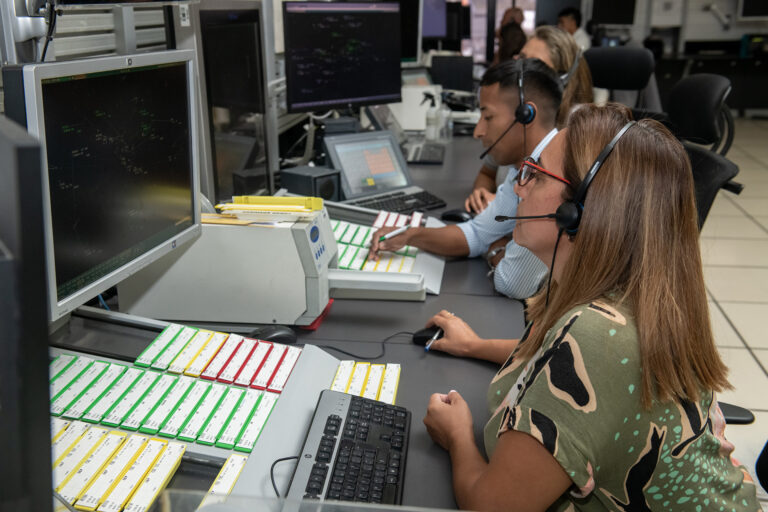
[21,50,202,323]
[324,131,414,201]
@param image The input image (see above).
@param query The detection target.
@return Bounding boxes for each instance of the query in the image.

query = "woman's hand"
[423,390,474,452]
[426,310,483,358]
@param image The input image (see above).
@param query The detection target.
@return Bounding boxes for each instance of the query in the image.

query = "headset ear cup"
[516,103,535,125]
[555,201,581,232]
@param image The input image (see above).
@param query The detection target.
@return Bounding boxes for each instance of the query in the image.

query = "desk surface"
[50,134,527,510]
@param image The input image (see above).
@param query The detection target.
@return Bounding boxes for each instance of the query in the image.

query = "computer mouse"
[248,324,298,345]
[440,208,474,223]
[412,325,443,346]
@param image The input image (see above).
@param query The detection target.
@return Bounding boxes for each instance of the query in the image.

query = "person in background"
[369,59,562,300]
[422,103,760,511]
[466,26,593,214]
[497,7,524,33]
[494,21,526,65]
[557,7,591,51]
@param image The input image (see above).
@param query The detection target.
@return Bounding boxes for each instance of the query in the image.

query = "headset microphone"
[495,214,557,222]
[478,119,518,160]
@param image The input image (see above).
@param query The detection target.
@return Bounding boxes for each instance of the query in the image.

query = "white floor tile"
[709,195,747,216]
[754,349,768,373]
[716,347,768,411]
[700,239,768,266]
[705,267,768,302]
[734,197,768,217]
[710,302,746,348]
[701,216,768,239]
[726,410,768,499]
[756,217,768,231]
[720,303,768,350]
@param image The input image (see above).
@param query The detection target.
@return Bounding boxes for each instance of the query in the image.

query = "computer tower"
[281,166,340,201]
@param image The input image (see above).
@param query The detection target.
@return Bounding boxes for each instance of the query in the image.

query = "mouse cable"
[270,455,299,498]
[312,331,413,360]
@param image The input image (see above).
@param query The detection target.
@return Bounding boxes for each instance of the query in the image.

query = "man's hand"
[367,226,410,261]
[464,188,496,214]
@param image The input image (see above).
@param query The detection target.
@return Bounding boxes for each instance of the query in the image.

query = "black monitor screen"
[422,0,447,38]
[592,0,636,24]
[40,63,195,301]
[740,0,768,17]
[283,2,402,112]
[200,9,264,112]
[398,0,421,63]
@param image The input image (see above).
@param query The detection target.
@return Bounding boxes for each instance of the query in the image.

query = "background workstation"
[1,0,767,510]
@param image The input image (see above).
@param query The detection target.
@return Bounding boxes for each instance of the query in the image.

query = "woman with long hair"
[425,104,760,511]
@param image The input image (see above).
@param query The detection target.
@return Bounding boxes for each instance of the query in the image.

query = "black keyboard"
[411,142,445,164]
[286,390,411,505]
[350,190,446,214]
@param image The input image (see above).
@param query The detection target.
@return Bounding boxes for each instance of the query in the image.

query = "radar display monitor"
[12,51,201,322]
[283,2,402,113]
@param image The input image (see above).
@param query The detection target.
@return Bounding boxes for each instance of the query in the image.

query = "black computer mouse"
[248,324,298,345]
[412,325,443,346]
[440,208,474,223]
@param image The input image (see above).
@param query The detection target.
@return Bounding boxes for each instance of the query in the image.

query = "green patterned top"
[484,301,760,511]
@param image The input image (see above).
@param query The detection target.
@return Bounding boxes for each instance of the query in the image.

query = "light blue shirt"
[457,128,558,299]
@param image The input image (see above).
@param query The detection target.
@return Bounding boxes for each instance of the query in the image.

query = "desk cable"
[309,331,413,361]
[270,455,300,498]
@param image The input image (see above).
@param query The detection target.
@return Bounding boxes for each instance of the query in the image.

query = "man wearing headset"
[368,59,562,300]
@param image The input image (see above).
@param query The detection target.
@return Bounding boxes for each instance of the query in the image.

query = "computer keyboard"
[286,390,411,505]
[350,190,446,214]
[411,142,445,165]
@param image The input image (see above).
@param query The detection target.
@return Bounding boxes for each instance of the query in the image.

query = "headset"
[559,51,581,87]
[515,59,536,125]
[495,121,636,234]
[479,59,535,160]
[554,121,636,233]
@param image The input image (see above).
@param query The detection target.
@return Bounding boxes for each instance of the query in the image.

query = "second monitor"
[283,2,402,112]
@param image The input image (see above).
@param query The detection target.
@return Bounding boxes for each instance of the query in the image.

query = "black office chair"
[684,144,754,425]
[668,73,735,158]
[583,47,655,107]
[757,440,767,490]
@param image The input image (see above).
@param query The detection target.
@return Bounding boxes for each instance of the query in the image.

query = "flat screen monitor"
[324,131,412,200]
[592,0,636,25]
[283,2,402,112]
[738,0,768,20]
[13,50,201,322]
[398,0,423,65]
[422,0,447,38]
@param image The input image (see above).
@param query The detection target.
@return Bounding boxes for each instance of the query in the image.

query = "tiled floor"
[699,118,768,505]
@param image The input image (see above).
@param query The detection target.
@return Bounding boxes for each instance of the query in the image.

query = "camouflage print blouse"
[484,301,760,511]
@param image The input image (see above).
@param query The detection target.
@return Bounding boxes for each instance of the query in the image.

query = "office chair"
[583,46,655,107]
[667,73,735,158]
[757,440,767,491]
[684,143,754,425]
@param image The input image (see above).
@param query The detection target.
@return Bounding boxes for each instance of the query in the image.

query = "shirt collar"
[530,128,558,160]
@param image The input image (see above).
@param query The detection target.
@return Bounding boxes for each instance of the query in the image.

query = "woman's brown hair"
[532,26,593,126]
[524,103,730,408]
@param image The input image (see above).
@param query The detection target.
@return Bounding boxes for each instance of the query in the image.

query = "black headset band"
[572,121,636,206]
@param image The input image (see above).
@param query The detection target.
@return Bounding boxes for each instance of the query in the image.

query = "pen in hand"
[424,328,444,352]
[379,224,411,242]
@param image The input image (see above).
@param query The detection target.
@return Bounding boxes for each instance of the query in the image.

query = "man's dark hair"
[498,22,526,62]
[479,58,563,127]
[558,7,582,27]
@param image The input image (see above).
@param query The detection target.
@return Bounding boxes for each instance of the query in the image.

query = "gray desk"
[48,134,527,510]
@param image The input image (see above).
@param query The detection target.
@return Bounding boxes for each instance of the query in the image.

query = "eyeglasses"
[516,156,573,188]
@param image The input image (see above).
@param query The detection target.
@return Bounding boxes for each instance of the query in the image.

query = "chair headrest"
[668,74,731,145]
[583,47,655,90]
[684,142,739,230]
